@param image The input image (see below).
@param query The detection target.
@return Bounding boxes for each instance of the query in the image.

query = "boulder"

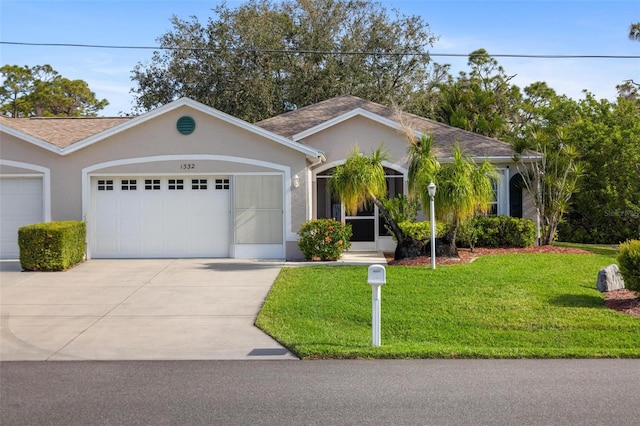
[597,264,625,292]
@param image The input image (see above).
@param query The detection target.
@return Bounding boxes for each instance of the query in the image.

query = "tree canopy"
[0,64,108,117]
[131,0,439,122]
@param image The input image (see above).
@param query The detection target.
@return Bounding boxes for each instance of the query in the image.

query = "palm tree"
[408,136,497,257]
[329,145,424,260]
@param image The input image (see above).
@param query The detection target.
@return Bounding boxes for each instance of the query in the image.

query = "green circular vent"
[176,116,196,135]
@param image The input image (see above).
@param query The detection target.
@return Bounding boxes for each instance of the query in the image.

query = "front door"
[345,201,377,251]
[315,167,404,252]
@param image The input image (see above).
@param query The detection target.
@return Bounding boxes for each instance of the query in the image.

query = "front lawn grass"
[256,253,639,359]
[553,241,619,257]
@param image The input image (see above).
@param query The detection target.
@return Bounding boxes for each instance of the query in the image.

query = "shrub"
[457,217,480,252]
[617,239,640,291]
[397,221,449,242]
[472,216,536,248]
[18,221,86,271]
[298,219,352,261]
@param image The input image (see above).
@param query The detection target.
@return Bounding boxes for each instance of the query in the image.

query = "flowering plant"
[297,219,352,261]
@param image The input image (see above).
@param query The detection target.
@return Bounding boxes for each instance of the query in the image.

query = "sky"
[1,0,638,117]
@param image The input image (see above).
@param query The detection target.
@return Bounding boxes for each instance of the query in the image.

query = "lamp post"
[427,182,437,270]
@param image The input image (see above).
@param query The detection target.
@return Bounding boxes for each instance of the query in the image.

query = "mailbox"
[368,264,386,285]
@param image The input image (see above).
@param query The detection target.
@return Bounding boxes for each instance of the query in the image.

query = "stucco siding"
[1,105,312,259]
[300,115,410,167]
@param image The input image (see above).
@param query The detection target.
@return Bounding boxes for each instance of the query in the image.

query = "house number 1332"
[180,163,195,170]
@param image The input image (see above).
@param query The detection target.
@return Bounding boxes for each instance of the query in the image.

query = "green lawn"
[256,253,639,359]
[553,241,619,257]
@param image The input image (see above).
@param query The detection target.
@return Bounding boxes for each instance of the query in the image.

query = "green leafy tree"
[407,134,497,257]
[512,83,584,245]
[0,64,108,117]
[131,0,438,121]
[559,94,640,243]
[423,49,522,139]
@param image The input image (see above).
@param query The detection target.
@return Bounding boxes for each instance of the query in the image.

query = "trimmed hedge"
[18,221,86,271]
[617,239,640,291]
[397,221,450,241]
[472,216,536,248]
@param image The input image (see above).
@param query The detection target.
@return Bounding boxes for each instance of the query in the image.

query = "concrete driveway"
[0,259,297,361]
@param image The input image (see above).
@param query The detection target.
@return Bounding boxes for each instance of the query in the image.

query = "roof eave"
[59,97,321,158]
[0,123,62,154]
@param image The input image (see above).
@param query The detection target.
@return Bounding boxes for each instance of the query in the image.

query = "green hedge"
[18,221,86,271]
[617,240,640,291]
[472,216,536,248]
[397,220,450,241]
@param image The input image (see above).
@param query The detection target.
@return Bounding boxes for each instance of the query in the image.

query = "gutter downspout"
[306,153,326,220]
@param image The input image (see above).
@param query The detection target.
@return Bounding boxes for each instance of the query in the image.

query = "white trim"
[0,160,51,221]
[81,155,294,259]
[1,98,323,160]
[64,98,322,158]
[0,124,62,154]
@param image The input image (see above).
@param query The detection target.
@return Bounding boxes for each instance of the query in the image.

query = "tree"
[0,64,108,117]
[407,134,497,257]
[329,146,424,260]
[511,83,584,245]
[629,22,640,41]
[131,0,438,121]
[422,49,522,139]
[559,94,640,243]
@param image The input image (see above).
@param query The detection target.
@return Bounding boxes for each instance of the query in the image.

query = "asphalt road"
[2,359,638,425]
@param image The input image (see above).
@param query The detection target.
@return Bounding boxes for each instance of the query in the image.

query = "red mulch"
[604,289,640,318]
[385,246,640,318]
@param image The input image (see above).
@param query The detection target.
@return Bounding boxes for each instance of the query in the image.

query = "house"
[0,95,539,260]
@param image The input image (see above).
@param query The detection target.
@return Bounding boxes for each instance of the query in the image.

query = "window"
[97,179,113,191]
[488,180,499,216]
[215,178,230,190]
[121,179,137,191]
[145,179,161,190]
[168,179,184,190]
[192,179,207,190]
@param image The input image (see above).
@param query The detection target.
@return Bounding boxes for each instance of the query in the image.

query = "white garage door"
[0,177,44,259]
[91,176,230,258]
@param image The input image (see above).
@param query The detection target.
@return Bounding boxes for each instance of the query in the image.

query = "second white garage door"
[91,176,230,258]
[0,177,44,259]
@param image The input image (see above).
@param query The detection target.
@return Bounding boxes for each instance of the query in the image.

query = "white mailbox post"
[368,264,386,347]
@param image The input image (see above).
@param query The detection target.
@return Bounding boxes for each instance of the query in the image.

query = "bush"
[397,221,449,242]
[471,216,536,248]
[18,221,86,271]
[298,219,352,261]
[617,239,640,291]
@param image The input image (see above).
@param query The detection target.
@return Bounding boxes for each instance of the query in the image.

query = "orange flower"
[328,225,334,231]
[338,240,343,245]
[325,236,331,242]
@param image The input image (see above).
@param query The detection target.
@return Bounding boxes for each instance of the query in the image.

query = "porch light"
[428,182,436,270]
[293,174,300,188]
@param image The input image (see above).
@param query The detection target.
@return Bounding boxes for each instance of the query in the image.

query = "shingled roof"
[256,95,535,160]
[0,116,132,148]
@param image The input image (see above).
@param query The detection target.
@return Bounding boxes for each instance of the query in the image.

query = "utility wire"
[1,41,639,59]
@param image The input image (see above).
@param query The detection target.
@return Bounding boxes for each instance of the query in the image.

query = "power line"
[1,41,639,59]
